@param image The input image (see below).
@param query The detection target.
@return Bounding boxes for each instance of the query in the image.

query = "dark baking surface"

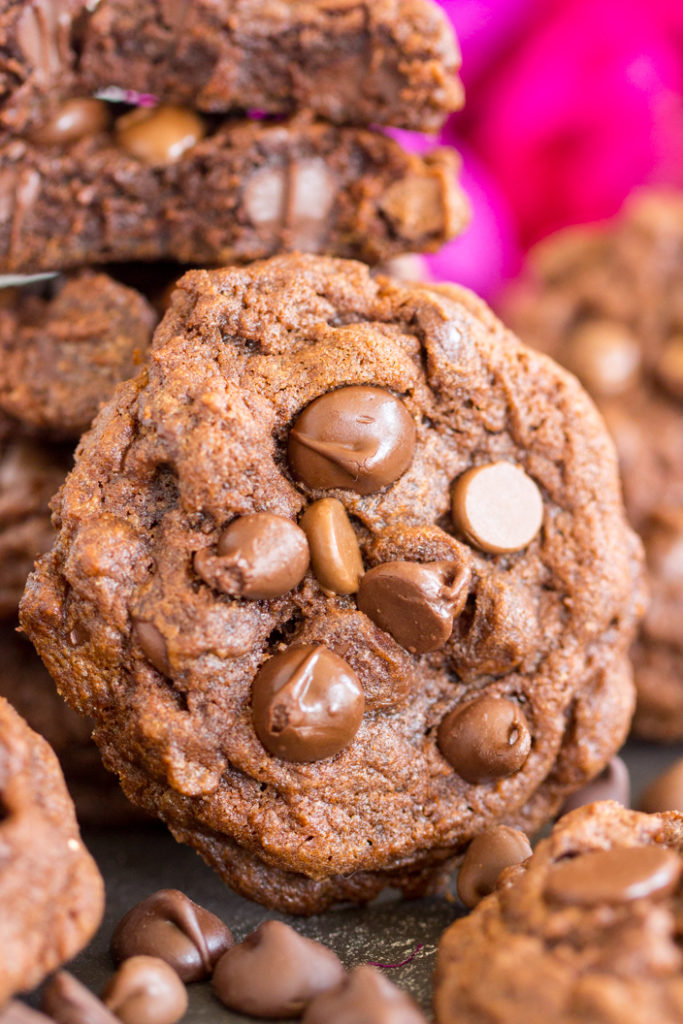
[52,737,683,1023]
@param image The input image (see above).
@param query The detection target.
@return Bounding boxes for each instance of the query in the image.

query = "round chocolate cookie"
[505,189,683,740]
[20,254,644,913]
[435,801,683,1024]
[0,271,157,438]
[0,695,104,1004]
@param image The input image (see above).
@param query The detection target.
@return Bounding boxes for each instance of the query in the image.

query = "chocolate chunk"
[302,966,427,1024]
[451,462,543,554]
[656,335,683,400]
[110,889,233,983]
[544,846,682,905]
[300,498,364,595]
[116,106,205,165]
[566,320,641,397]
[640,758,683,813]
[133,620,171,677]
[560,756,631,815]
[101,956,188,1024]
[457,826,532,909]
[193,513,310,600]
[438,695,532,783]
[288,387,416,495]
[212,920,344,1018]
[357,560,470,654]
[252,644,364,762]
[43,972,119,1024]
[33,99,111,146]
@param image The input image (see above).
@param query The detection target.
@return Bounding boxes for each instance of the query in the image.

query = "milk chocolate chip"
[560,756,631,815]
[457,826,532,908]
[111,889,233,983]
[640,758,683,813]
[451,462,543,554]
[438,695,531,783]
[194,513,309,600]
[116,106,205,165]
[288,387,416,495]
[300,498,364,594]
[302,966,427,1024]
[545,846,682,905]
[252,644,364,762]
[34,98,111,146]
[43,972,119,1024]
[566,320,641,397]
[357,560,470,654]
[134,620,171,677]
[212,921,344,1018]
[102,956,188,1024]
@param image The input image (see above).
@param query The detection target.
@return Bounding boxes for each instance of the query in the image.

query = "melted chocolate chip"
[451,462,543,554]
[110,889,233,983]
[560,756,631,815]
[457,826,532,909]
[300,498,364,595]
[194,513,310,600]
[438,695,532,784]
[212,921,344,1018]
[133,620,171,677]
[544,846,682,905]
[43,972,119,1024]
[288,386,416,495]
[101,956,188,1024]
[302,966,427,1024]
[640,758,683,813]
[116,106,205,165]
[252,644,364,762]
[357,560,470,654]
[33,98,111,146]
[566,320,641,397]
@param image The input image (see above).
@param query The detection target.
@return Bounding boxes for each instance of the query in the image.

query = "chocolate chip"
[252,644,364,762]
[300,499,364,595]
[288,387,416,495]
[451,462,543,554]
[560,756,631,815]
[640,758,683,813]
[116,106,205,166]
[101,956,188,1024]
[243,160,336,249]
[133,620,171,677]
[656,334,683,400]
[544,846,682,905]
[457,826,532,909]
[212,920,344,1018]
[357,560,470,654]
[110,889,233,983]
[194,513,310,600]
[33,98,111,146]
[43,972,119,1024]
[438,695,532,784]
[302,966,427,1024]
[566,320,641,397]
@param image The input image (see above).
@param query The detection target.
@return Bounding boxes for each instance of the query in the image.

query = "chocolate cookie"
[505,189,683,740]
[435,801,683,1024]
[0,271,157,437]
[20,254,644,913]
[0,113,466,274]
[0,0,461,137]
[0,695,104,1003]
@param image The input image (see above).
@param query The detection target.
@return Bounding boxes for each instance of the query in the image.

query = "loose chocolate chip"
[101,956,188,1024]
[252,644,364,762]
[438,695,532,784]
[116,106,205,165]
[640,758,683,813]
[43,972,119,1024]
[212,920,344,1018]
[451,462,543,554]
[133,620,171,677]
[457,826,532,908]
[560,756,631,815]
[656,334,683,400]
[302,966,427,1024]
[300,498,364,595]
[357,560,470,654]
[566,320,641,397]
[33,98,111,146]
[111,889,233,983]
[544,846,682,905]
[194,513,310,600]
[288,386,416,495]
